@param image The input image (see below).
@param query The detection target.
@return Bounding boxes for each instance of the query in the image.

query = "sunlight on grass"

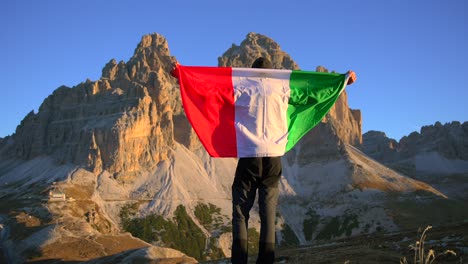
[400,226,457,264]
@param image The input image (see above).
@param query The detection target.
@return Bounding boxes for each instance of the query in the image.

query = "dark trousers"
[231,157,282,264]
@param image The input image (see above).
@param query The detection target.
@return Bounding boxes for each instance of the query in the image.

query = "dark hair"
[251,57,273,69]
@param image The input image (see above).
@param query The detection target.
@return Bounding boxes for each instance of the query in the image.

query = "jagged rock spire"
[219,32,299,70]
[219,32,362,162]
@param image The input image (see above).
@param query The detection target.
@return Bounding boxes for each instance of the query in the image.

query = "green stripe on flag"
[285,70,348,151]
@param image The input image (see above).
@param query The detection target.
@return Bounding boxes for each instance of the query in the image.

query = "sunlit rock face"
[2,32,362,182]
[219,32,362,163]
[2,34,204,182]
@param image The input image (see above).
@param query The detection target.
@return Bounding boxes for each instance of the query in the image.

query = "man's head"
[251,57,273,69]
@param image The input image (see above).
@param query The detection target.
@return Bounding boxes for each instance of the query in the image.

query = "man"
[231,57,356,264]
[231,57,282,264]
[171,58,356,264]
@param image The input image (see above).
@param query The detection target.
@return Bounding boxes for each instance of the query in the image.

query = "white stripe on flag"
[232,68,292,157]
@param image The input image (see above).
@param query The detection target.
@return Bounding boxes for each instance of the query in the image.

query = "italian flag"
[172,65,351,158]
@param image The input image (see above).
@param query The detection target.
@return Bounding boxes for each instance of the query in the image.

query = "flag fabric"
[172,65,351,158]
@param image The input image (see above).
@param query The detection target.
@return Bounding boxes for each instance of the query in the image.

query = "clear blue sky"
[2,0,467,140]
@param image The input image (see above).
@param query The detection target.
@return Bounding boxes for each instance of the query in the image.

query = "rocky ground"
[3,192,466,264]
[204,222,468,264]
[0,247,5,264]
[0,188,197,264]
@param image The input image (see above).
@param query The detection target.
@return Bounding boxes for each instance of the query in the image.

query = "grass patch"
[194,202,221,228]
[220,225,232,233]
[121,204,208,260]
[386,196,468,229]
[315,213,359,241]
[303,209,320,241]
[247,227,260,255]
[280,223,299,246]
[400,226,457,264]
[119,202,139,222]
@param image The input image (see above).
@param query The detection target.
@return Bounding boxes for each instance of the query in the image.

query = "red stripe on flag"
[177,66,237,157]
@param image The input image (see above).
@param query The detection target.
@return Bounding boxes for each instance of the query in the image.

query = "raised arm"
[347,70,357,85]
[170,61,180,78]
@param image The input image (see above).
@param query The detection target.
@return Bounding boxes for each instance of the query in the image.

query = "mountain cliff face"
[2,34,198,182]
[0,33,463,263]
[0,34,203,263]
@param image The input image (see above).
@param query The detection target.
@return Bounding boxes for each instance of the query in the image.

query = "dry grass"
[400,226,457,264]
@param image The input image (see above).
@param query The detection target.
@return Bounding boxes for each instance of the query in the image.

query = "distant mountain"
[361,121,468,203]
[362,121,468,176]
[1,33,466,263]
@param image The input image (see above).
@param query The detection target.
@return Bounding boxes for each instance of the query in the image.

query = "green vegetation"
[315,213,359,241]
[193,202,231,259]
[280,223,299,246]
[247,227,260,255]
[386,195,468,229]
[119,202,139,222]
[302,209,320,241]
[194,202,221,228]
[207,237,225,260]
[220,225,232,233]
[121,204,207,260]
[120,203,232,260]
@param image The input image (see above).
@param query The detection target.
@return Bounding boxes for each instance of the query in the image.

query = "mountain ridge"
[362,121,468,176]
[1,32,466,263]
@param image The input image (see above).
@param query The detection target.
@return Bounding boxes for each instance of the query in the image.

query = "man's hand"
[170,61,180,78]
[347,70,357,85]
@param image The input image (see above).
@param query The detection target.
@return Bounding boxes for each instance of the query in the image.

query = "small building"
[49,188,66,201]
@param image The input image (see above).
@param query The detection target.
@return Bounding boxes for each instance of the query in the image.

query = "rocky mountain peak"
[1,33,187,181]
[137,33,169,50]
[101,33,175,87]
[127,33,175,83]
[2,32,362,173]
[219,32,299,70]
[219,32,362,157]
